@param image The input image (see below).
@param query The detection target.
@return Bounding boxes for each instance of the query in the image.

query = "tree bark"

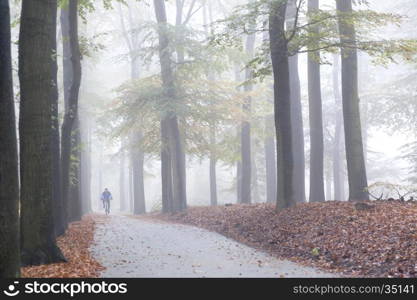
[154,0,187,212]
[269,0,295,210]
[336,0,369,201]
[241,31,256,204]
[119,139,127,212]
[308,0,325,202]
[119,3,147,214]
[131,133,146,214]
[98,149,103,211]
[19,0,65,266]
[287,0,306,204]
[326,166,332,200]
[235,65,243,204]
[204,1,217,207]
[332,53,344,201]
[61,0,82,226]
[209,126,218,206]
[51,4,64,236]
[80,115,92,214]
[161,119,173,213]
[68,117,82,222]
[264,113,276,204]
[0,0,20,277]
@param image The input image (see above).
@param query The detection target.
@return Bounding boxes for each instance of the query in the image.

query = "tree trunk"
[287,0,306,204]
[326,167,332,201]
[80,116,92,214]
[269,0,295,210]
[68,117,82,222]
[131,133,146,214]
[264,114,276,203]
[235,65,243,204]
[61,0,82,226]
[336,0,369,201]
[119,140,127,212]
[154,0,187,212]
[51,7,64,236]
[308,0,325,202]
[209,126,218,206]
[251,140,261,203]
[332,53,344,201]
[0,0,20,277]
[204,2,217,207]
[240,31,256,204]
[98,149,103,211]
[161,119,173,213]
[19,0,65,266]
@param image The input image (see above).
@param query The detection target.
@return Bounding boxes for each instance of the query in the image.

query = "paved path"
[90,215,337,278]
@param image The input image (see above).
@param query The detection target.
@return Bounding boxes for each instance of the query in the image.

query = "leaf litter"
[153,201,417,278]
[21,215,106,278]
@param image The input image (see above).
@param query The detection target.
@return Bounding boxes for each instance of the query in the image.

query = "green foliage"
[59,0,129,22]
[210,0,417,81]
[99,74,251,163]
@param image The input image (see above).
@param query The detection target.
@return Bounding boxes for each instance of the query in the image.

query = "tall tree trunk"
[119,140,127,212]
[129,61,147,214]
[308,0,325,202]
[336,0,369,201]
[68,117,82,222]
[235,65,243,204]
[131,134,146,214]
[264,113,277,203]
[269,0,295,210]
[98,149,103,211]
[241,31,256,204]
[161,119,173,213]
[61,0,82,226]
[0,0,20,277]
[80,115,92,214]
[209,126,218,206]
[174,0,188,211]
[326,166,332,200]
[60,4,71,226]
[19,0,65,266]
[51,10,64,236]
[204,1,218,207]
[251,140,261,203]
[129,162,134,213]
[332,53,344,201]
[287,0,306,204]
[154,0,187,212]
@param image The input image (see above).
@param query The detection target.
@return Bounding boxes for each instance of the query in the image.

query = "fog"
[10,0,417,213]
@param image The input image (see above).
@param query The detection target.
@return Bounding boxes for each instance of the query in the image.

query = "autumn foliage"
[156,201,417,278]
[21,215,105,278]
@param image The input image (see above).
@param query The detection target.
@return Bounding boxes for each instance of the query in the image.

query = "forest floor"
[153,201,417,278]
[90,214,335,278]
[22,215,105,278]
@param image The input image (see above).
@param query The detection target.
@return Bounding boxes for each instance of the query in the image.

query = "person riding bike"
[101,188,113,215]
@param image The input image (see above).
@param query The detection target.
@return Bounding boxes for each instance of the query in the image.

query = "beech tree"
[61,0,83,224]
[287,0,305,204]
[307,0,325,202]
[154,0,187,212]
[269,0,296,209]
[19,0,65,265]
[336,0,369,201]
[0,0,20,277]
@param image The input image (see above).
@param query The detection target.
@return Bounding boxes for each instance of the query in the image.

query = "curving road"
[90,215,337,278]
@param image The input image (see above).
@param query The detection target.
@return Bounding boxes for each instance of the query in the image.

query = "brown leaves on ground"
[155,201,417,278]
[21,215,105,278]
